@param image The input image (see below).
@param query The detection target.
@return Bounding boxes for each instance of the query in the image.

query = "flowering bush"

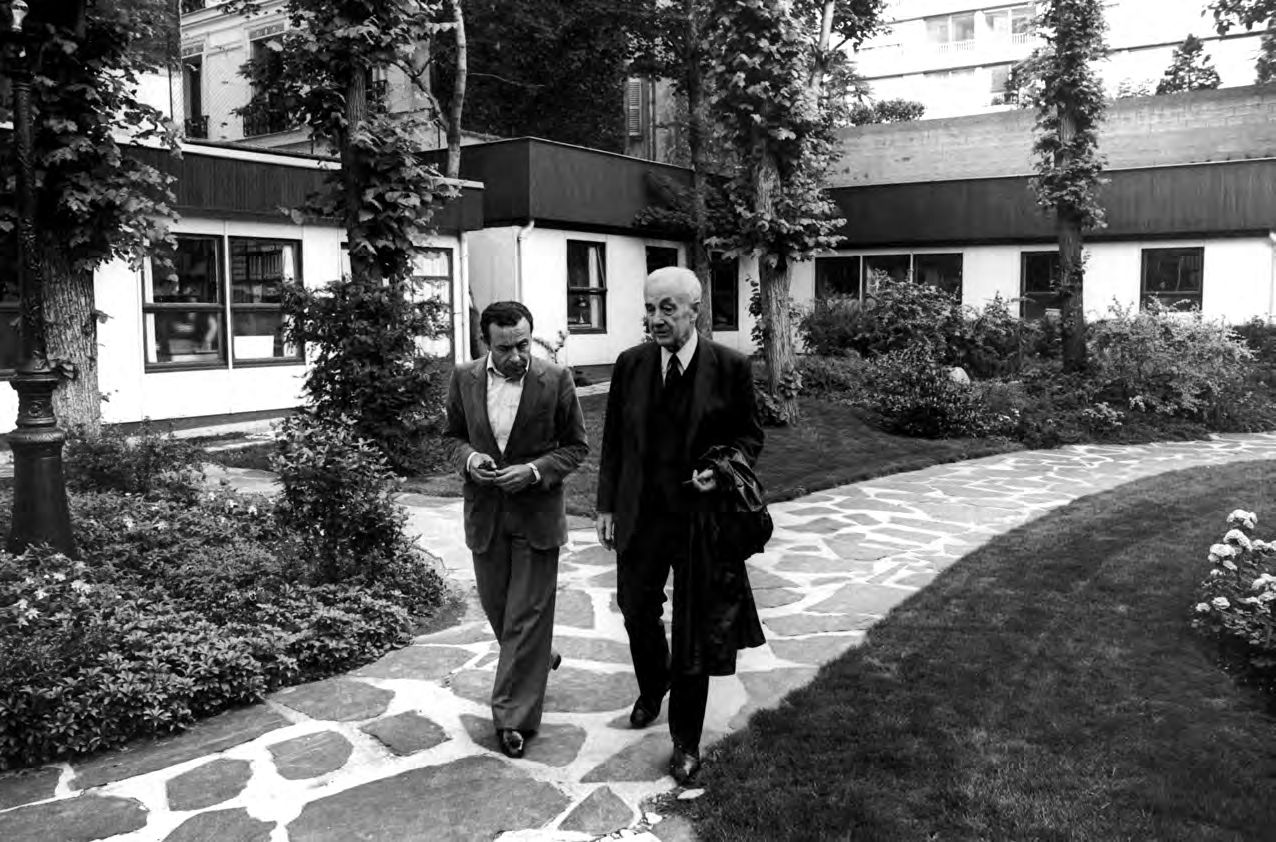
[1192,509,1276,693]
[64,420,205,502]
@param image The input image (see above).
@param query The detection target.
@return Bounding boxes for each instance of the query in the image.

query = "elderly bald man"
[595,266,765,785]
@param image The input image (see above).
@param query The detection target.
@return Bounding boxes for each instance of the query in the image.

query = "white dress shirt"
[661,330,698,383]
[466,355,540,484]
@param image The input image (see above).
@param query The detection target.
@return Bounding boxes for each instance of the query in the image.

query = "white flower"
[1210,544,1237,560]
[247,505,258,517]
[122,517,135,530]
[1228,510,1258,530]
[1195,602,1211,613]
[1224,559,1238,572]
[1224,529,1253,550]
[1212,596,1231,610]
[1252,574,1276,591]
[49,571,66,582]
[33,588,47,600]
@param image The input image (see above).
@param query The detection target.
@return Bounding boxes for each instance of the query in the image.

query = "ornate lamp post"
[4,0,75,556]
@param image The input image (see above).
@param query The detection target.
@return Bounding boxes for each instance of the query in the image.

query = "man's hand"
[493,464,536,493]
[596,512,615,550]
[469,454,498,486]
[689,468,718,493]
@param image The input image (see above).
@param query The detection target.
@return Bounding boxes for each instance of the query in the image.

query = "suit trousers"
[472,508,559,733]
[617,512,711,752]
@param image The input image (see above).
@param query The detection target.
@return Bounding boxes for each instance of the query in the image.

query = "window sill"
[145,362,227,374]
[567,326,608,335]
[232,357,306,369]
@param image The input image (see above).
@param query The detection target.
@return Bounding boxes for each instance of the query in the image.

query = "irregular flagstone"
[784,506,845,517]
[0,767,60,810]
[71,705,289,790]
[555,589,595,629]
[0,794,147,841]
[558,786,635,835]
[581,733,672,783]
[452,666,639,713]
[267,731,353,780]
[164,808,274,842]
[791,516,853,534]
[765,612,879,636]
[350,644,473,681]
[751,587,805,609]
[768,634,865,666]
[460,715,586,767]
[165,758,252,811]
[288,755,570,842]
[565,544,614,567]
[584,567,618,588]
[418,621,493,645]
[823,540,902,562]
[773,554,878,575]
[553,634,634,664]
[809,582,916,617]
[270,678,393,721]
[360,711,450,756]
[745,565,801,590]
[729,668,820,729]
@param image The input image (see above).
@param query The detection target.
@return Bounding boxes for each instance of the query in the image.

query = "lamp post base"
[6,370,75,557]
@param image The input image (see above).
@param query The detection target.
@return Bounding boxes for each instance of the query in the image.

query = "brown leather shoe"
[669,743,701,785]
[497,729,524,759]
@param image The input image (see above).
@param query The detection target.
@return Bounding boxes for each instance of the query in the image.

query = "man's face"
[488,317,532,378]
[644,278,698,350]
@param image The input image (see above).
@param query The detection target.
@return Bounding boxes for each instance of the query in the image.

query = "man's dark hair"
[480,300,534,343]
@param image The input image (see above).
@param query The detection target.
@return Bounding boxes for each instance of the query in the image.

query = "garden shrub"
[1192,509,1276,698]
[950,294,1024,379]
[797,295,866,357]
[855,346,1015,439]
[798,275,964,361]
[63,420,204,501]
[1088,301,1254,422]
[284,274,453,474]
[797,352,869,402]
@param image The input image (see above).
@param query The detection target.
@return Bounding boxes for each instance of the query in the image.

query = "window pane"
[232,311,298,361]
[914,253,963,298]
[1021,251,1062,318]
[229,239,298,304]
[925,17,949,42]
[815,256,861,298]
[567,291,606,330]
[645,246,680,274]
[146,311,224,364]
[151,236,221,304]
[953,12,976,41]
[710,255,739,331]
[567,241,606,289]
[417,247,452,279]
[864,254,911,287]
[1142,247,1203,309]
[0,308,20,370]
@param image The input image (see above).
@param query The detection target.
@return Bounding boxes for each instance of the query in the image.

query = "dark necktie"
[665,354,683,390]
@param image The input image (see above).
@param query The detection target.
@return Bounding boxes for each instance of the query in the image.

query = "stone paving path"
[5,433,1276,841]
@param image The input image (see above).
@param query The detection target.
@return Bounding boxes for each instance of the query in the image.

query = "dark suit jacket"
[445,356,589,553]
[597,338,764,556]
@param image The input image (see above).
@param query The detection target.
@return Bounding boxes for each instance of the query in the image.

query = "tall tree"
[0,0,179,432]
[1024,0,1108,372]
[1156,34,1221,93]
[1256,19,1276,83]
[1207,0,1276,32]
[705,0,882,424]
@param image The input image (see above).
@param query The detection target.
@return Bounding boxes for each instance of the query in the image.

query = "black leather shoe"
[669,744,701,786]
[497,728,524,759]
[551,651,562,671]
[629,696,661,729]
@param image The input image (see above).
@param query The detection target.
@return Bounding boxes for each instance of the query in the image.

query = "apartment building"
[856,0,1270,118]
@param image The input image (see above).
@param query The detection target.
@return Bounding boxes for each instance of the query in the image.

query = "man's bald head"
[644,266,700,350]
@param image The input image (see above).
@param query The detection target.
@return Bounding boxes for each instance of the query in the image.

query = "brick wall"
[829,84,1276,186]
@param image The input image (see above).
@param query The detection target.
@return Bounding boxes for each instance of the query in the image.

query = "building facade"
[855,0,1270,118]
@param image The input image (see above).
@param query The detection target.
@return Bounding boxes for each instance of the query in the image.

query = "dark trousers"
[472,509,559,733]
[617,512,711,752]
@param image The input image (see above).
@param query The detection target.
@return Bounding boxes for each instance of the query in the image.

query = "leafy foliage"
[63,421,205,502]
[283,274,451,473]
[1257,20,1276,83]
[1207,0,1276,33]
[846,98,925,124]
[855,346,1016,439]
[1156,35,1222,94]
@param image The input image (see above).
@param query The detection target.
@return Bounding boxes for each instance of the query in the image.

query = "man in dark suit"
[445,300,589,759]
[596,267,765,785]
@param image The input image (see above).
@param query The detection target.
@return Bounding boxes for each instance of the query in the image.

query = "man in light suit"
[445,300,589,759]
[596,267,765,784]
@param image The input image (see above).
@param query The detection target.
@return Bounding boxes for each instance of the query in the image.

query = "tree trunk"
[1058,213,1087,372]
[754,149,799,424]
[684,0,711,337]
[42,249,100,433]
[446,0,467,180]
[342,72,376,283]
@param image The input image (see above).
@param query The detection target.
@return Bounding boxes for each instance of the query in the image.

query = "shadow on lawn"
[674,458,1276,841]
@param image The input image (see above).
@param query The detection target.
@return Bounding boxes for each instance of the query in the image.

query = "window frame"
[645,245,680,275]
[566,239,608,334]
[913,252,964,299]
[1140,246,1204,311]
[709,253,740,332]
[142,234,229,372]
[1020,250,1064,319]
[814,255,863,300]
[227,236,304,367]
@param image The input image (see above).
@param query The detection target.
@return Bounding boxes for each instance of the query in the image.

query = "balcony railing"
[935,38,977,55]
[243,108,293,138]
[184,115,209,139]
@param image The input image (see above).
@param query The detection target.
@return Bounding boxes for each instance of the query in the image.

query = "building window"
[914,253,963,299]
[567,240,606,332]
[710,254,739,332]
[626,78,644,137]
[144,235,226,368]
[645,246,680,274]
[815,255,862,299]
[182,51,207,139]
[229,238,302,363]
[985,5,1034,41]
[864,254,911,288]
[1021,251,1062,319]
[1142,247,1203,310]
[926,11,976,51]
[243,28,291,137]
[412,247,454,358]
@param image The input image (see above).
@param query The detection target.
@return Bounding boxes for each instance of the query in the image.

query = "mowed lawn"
[673,458,1276,841]
[402,393,1020,516]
